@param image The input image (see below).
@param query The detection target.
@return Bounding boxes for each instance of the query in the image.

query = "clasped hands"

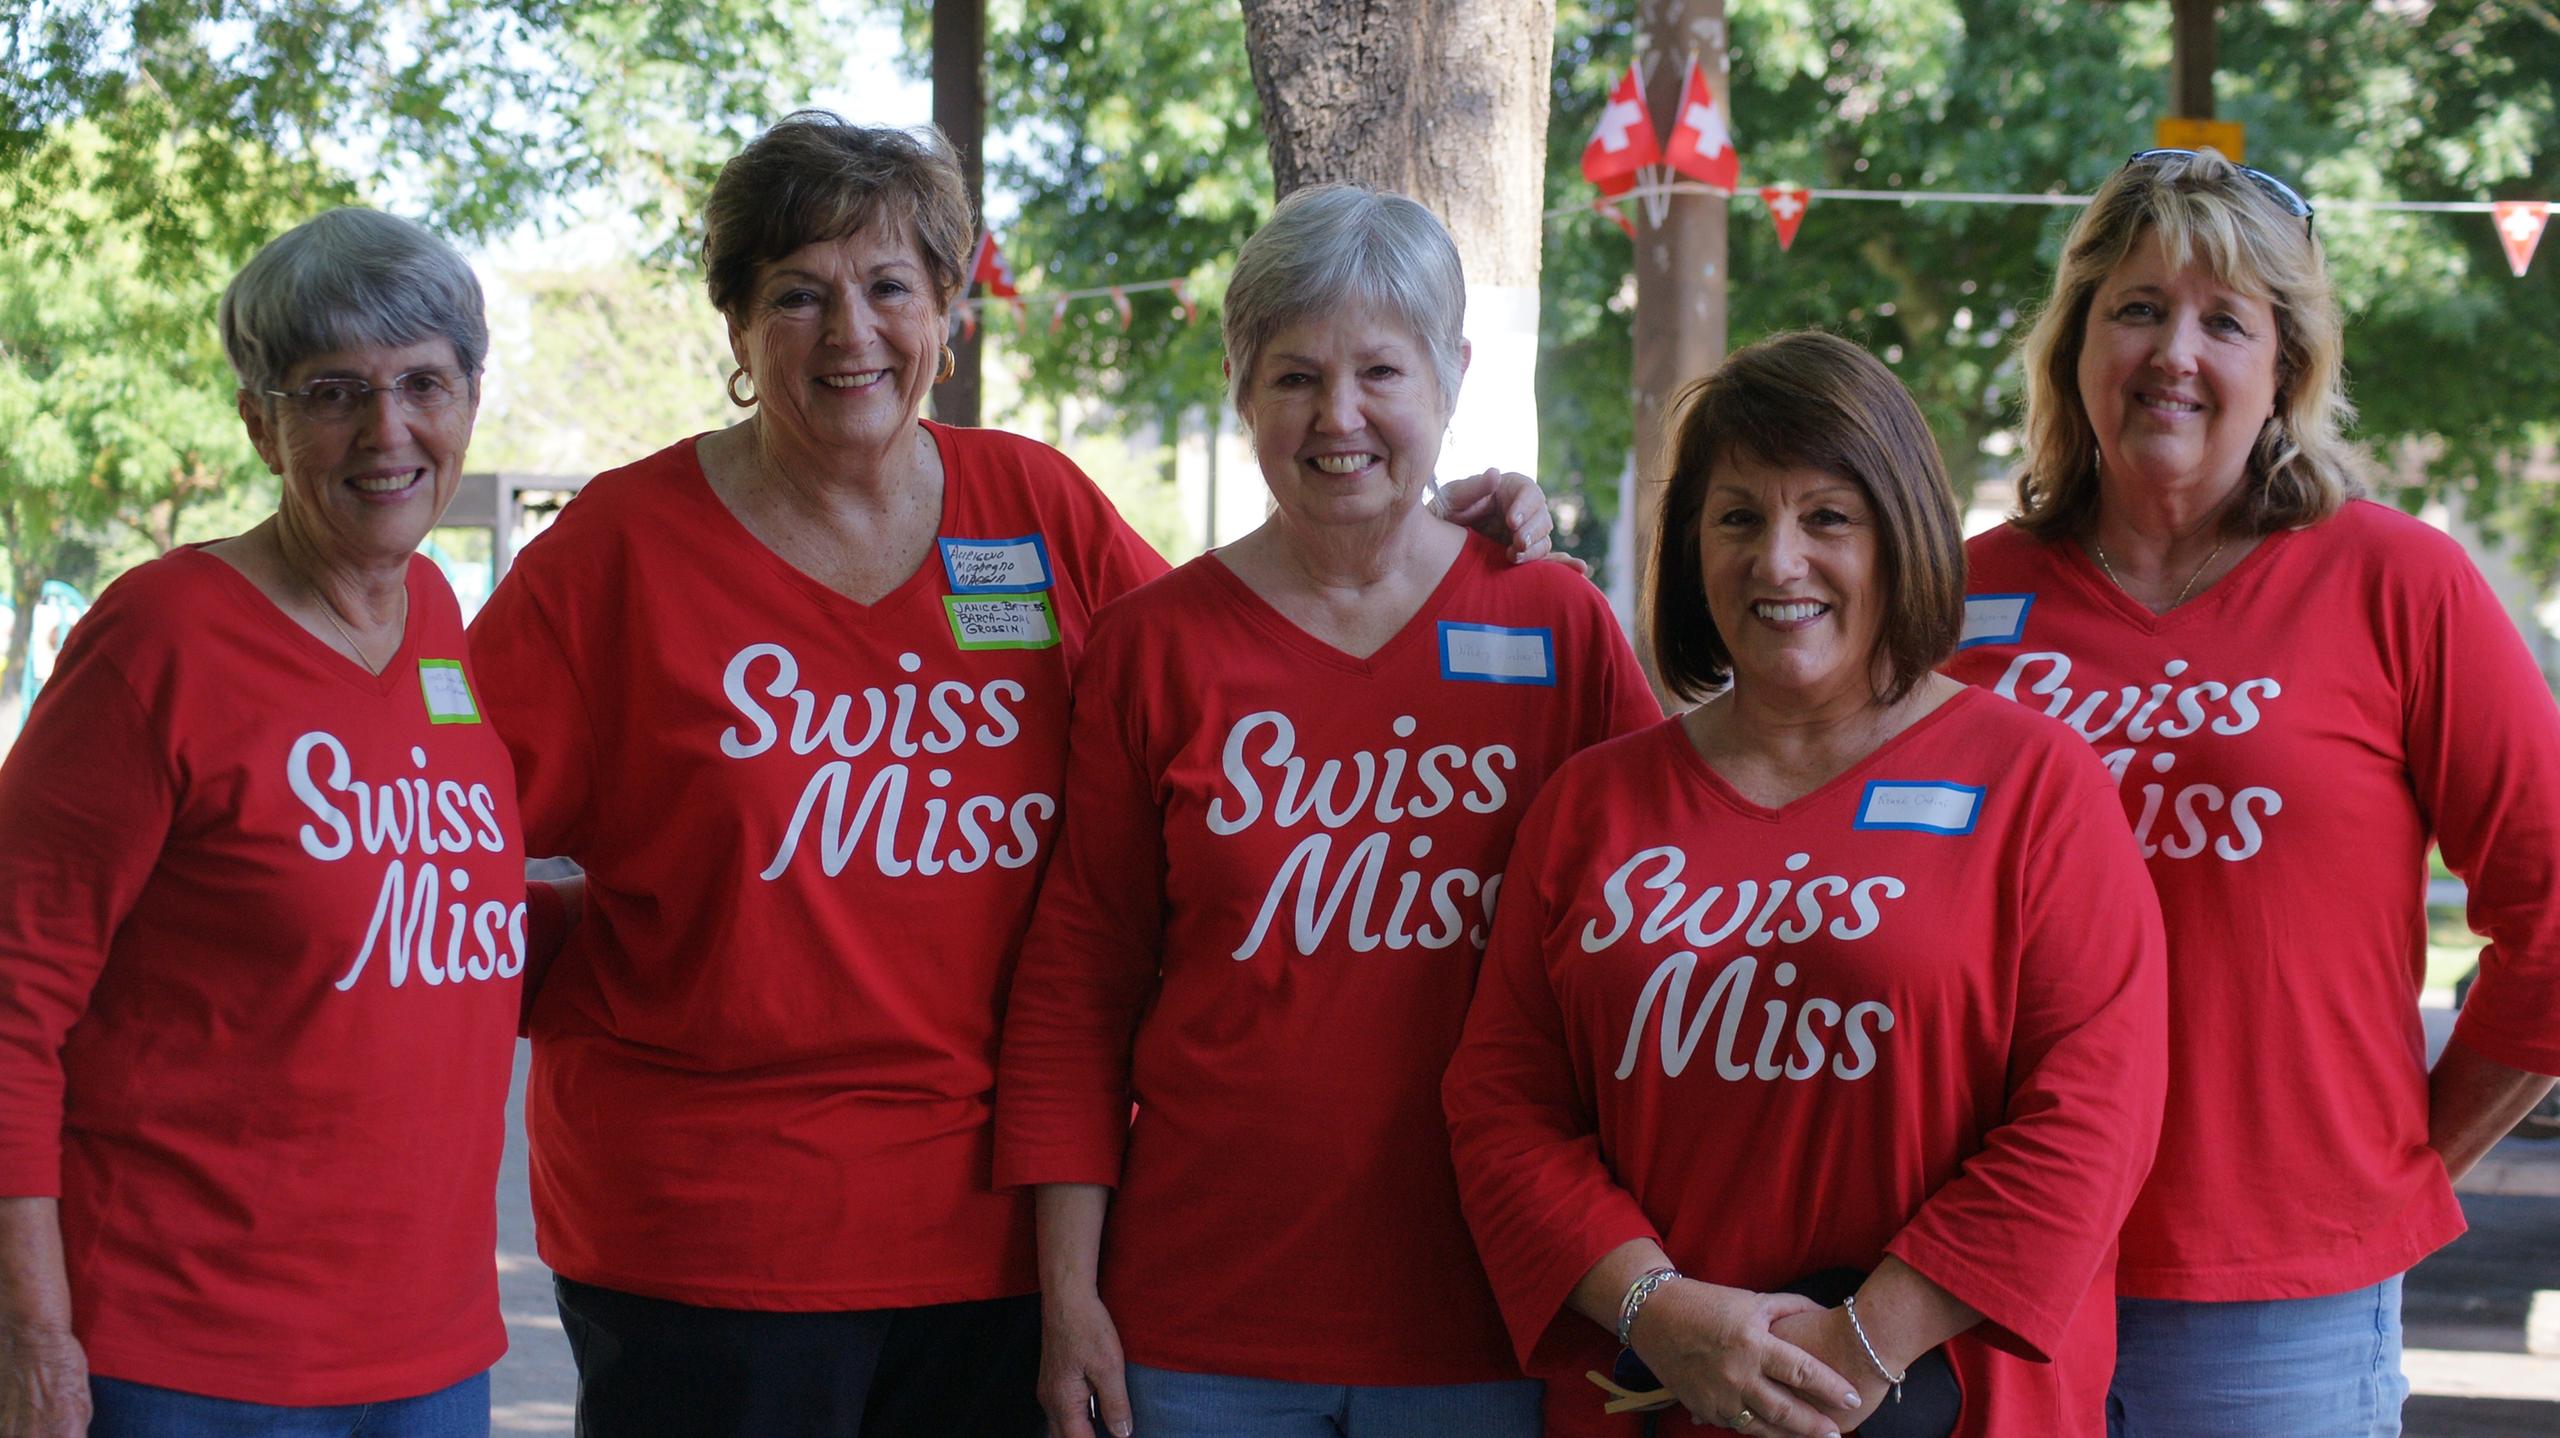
[1621,1279,1890,1436]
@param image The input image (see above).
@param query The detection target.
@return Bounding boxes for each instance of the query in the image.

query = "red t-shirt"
[0,549,524,1405]
[1445,692,2166,1437]
[1950,501,2560,1301]
[995,537,1661,1385]
[467,423,1165,1310]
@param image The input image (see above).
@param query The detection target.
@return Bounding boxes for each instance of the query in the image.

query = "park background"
[5,1,2559,1431]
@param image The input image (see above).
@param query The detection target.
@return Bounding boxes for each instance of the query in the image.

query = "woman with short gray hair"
[0,206,543,1436]
[994,183,1659,1438]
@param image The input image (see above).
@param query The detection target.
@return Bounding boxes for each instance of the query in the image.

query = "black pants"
[554,1276,1043,1438]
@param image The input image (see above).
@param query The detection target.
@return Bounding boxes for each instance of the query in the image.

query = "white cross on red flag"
[2493,201,2550,278]
[969,231,1020,299]
[1761,186,1812,251]
[1581,61,1662,194]
[1663,59,1738,193]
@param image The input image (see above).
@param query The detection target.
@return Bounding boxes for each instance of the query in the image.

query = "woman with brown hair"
[1447,331,2167,1438]
[467,113,1556,1437]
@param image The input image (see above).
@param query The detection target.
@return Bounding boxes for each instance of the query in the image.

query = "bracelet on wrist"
[1841,1294,1907,1404]
[1615,1265,1681,1347]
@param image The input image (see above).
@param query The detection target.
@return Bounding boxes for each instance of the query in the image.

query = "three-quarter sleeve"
[993,636,1167,1188]
[1444,788,1661,1370]
[1885,752,2169,1362]
[467,574,599,861]
[2409,562,2560,1077]
[0,641,174,1197]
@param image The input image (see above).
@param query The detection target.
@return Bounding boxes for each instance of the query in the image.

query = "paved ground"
[485,1035,2560,1435]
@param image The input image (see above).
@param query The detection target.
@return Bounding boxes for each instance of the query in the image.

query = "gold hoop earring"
[936,345,958,384]
[726,366,757,408]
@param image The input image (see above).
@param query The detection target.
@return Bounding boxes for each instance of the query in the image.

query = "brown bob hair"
[1645,331,1965,706]
[2014,148,2364,539]
[701,110,976,323]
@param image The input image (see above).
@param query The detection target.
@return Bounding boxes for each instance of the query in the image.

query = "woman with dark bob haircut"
[1448,330,2167,1438]
[0,208,542,1435]
[1949,148,2560,1434]
[466,113,1556,1437]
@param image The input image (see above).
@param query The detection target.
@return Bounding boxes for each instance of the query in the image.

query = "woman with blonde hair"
[1949,148,2560,1435]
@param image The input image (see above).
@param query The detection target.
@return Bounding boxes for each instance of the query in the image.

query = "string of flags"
[1574,54,2554,274]
[947,65,2550,333]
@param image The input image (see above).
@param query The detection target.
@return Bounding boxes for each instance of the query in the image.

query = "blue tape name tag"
[1854,780,1984,836]
[1958,593,2033,649]
[938,534,1054,593]
[1439,622,1556,686]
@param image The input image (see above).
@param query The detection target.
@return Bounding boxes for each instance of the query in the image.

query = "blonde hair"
[2013,149,2364,539]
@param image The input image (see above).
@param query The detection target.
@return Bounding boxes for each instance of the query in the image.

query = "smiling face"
[729,225,943,462]
[240,335,477,572]
[2076,237,2283,506]
[1238,302,1459,532]
[1699,453,1886,710]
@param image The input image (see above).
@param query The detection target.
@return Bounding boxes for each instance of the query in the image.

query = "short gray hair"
[1223,183,1466,419]
[220,208,489,396]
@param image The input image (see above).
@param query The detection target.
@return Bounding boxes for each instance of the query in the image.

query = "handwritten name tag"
[1855,780,1983,836]
[418,659,481,724]
[1959,593,2034,649]
[1439,622,1555,686]
[939,534,1054,593]
[944,593,1061,651]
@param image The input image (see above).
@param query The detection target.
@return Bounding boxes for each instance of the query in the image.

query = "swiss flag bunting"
[1761,186,1812,251]
[1592,183,1637,239]
[1171,279,1197,322]
[1581,62,1661,194]
[1664,60,1739,192]
[969,231,1020,299]
[1108,287,1133,329]
[2493,201,2549,278]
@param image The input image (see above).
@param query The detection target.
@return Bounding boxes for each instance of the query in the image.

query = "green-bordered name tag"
[943,592,1061,651]
[419,658,482,724]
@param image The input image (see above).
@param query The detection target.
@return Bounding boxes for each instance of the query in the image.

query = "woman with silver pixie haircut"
[996,182,1658,1438]
[0,208,547,1436]
[1949,148,2560,1434]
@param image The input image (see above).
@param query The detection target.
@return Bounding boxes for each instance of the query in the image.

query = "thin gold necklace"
[2093,534,2228,610]
[309,580,406,674]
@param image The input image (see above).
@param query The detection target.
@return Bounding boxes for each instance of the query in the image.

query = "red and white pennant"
[2494,201,2549,278]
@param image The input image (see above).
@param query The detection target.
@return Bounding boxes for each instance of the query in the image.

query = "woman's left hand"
[1768,1307,1890,1431]
[1438,469,1587,573]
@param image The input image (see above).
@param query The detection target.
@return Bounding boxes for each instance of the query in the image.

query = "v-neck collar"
[1671,685,1986,824]
[182,546,425,700]
[1199,534,1479,677]
[2053,523,2297,636]
[677,421,958,620]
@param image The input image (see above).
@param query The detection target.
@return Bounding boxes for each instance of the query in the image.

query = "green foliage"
[902,0,1268,431]
[1539,1,2560,569]
[467,257,736,475]
[3,1,851,274]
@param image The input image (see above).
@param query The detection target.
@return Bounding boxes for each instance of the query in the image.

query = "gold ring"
[1732,1408,1755,1431]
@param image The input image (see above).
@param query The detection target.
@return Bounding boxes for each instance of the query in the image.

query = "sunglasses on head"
[2124,148,2315,235]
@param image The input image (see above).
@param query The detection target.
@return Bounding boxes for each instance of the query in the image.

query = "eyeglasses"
[2125,149,2315,235]
[262,368,471,423]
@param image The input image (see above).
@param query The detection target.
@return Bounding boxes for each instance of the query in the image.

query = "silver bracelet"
[1841,1294,1907,1404]
[1616,1265,1681,1347]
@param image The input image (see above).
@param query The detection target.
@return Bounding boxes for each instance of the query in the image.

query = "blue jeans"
[88,1371,489,1438]
[1124,1362,1541,1438]
[2109,1276,2407,1437]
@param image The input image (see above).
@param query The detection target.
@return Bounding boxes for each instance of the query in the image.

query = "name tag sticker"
[1439,622,1556,686]
[1855,780,1983,836]
[418,659,481,725]
[1959,593,2034,649]
[938,534,1054,593]
[944,593,1061,651]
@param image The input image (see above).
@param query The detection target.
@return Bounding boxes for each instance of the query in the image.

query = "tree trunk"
[1238,0,1554,481]
[0,526,41,735]
[1628,0,1730,698]
[932,0,987,427]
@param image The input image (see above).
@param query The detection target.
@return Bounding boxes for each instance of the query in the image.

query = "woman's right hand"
[1038,1286,1132,1438]
[0,1323,90,1438]
[1627,1280,1861,1438]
